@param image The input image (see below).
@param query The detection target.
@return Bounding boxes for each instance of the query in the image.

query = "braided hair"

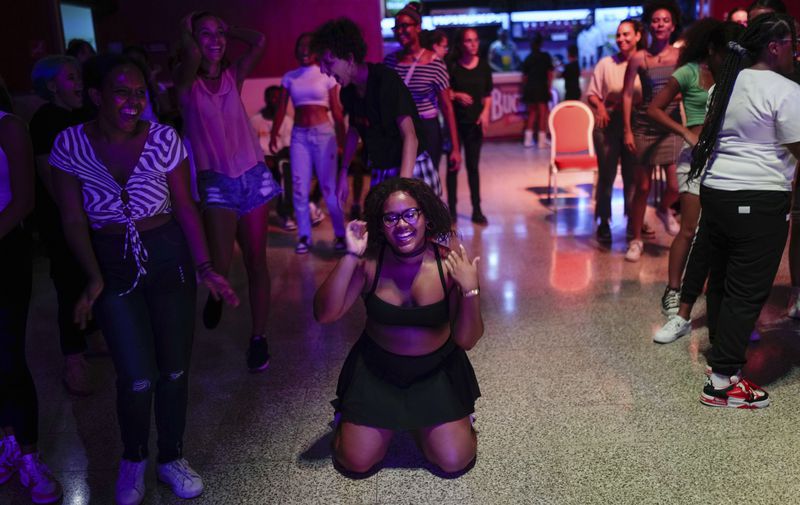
[689,12,796,179]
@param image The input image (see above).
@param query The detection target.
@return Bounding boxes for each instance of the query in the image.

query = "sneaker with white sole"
[700,374,770,409]
[19,453,62,504]
[625,240,644,262]
[654,315,692,344]
[309,202,325,226]
[116,459,147,505]
[0,435,21,485]
[656,208,680,236]
[661,287,680,317]
[295,236,311,255]
[157,458,203,499]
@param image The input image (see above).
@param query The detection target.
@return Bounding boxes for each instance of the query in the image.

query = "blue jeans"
[92,220,196,463]
[290,123,345,239]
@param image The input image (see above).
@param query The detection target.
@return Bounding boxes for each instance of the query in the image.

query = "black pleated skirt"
[332,333,481,431]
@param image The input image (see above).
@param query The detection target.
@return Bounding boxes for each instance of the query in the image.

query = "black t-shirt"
[28,103,84,242]
[340,63,425,169]
[521,51,553,90]
[29,103,83,156]
[449,58,493,124]
[563,60,581,100]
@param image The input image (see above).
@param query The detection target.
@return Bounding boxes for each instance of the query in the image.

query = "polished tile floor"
[5,142,800,504]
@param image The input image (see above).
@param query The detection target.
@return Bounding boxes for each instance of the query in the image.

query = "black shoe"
[349,204,361,221]
[471,212,488,225]
[246,335,271,372]
[596,222,612,243]
[202,294,223,329]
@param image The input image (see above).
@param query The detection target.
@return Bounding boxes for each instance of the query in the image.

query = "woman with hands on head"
[314,177,483,478]
[175,11,280,373]
[50,54,238,505]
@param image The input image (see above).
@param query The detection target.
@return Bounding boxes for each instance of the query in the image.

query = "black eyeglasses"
[393,22,418,32]
[382,208,422,227]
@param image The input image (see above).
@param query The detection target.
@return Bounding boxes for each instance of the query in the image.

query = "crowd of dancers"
[0,0,799,503]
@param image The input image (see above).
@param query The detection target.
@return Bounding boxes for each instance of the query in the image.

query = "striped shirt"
[49,122,187,294]
[384,51,449,119]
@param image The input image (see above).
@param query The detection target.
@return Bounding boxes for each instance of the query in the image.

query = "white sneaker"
[788,289,800,319]
[537,131,550,149]
[625,240,644,262]
[157,458,203,499]
[309,202,325,226]
[19,453,62,504]
[0,435,21,484]
[656,208,680,236]
[116,459,147,505]
[661,287,680,317]
[654,315,692,344]
[523,129,534,148]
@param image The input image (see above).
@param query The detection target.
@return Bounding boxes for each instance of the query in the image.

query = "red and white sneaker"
[700,374,770,409]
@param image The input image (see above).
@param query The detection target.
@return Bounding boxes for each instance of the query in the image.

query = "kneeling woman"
[314,178,482,476]
[50,55,238,504]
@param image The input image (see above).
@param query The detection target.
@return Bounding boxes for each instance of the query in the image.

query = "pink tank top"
[181,69,263,178]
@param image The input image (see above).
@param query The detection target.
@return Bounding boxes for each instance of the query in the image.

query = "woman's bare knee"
[427,445,476,474]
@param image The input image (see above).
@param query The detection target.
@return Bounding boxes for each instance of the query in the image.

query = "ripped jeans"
[92,219,196,463]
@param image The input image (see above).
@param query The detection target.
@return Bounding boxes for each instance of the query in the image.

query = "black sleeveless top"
[364,244,450,327]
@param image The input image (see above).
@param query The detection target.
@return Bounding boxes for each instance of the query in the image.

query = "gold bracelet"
[462,288,480,298]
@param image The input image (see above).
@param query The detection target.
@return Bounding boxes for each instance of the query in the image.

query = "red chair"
[547,100,597,212]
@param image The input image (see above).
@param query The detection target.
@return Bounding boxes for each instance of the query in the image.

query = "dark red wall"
[1,0,382,94]
[93,0,383,78]
[3,0,63,93]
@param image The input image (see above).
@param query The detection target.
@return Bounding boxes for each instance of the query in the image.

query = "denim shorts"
[197,162,282,217]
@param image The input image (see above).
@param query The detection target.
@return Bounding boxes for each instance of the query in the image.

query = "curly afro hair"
[363,178,454,256]
[310,18,367,63]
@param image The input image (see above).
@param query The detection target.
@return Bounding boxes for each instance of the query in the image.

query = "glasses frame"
[381,207,422,228]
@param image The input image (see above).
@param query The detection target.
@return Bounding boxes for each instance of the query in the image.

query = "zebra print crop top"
[49,122,187,230]
[49,122,187,295]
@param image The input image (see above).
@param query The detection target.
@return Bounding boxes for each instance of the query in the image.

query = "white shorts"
[676,143,700,196]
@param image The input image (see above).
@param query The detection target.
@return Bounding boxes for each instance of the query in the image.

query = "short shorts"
[197,162,281,217]
[676,143,700,196]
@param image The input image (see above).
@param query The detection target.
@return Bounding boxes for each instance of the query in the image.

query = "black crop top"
[364,244,450,327]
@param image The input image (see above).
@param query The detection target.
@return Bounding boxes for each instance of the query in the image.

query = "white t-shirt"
[0,112,11,213]
[250,112,293,154]
[281,64,336,108]
[585,55,641,112]
[702,69,800,192]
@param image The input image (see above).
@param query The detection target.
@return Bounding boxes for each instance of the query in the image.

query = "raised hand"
[74,276,104,330]
[443,244,480,292]
[345,220,368,256]
[201,270,240,307]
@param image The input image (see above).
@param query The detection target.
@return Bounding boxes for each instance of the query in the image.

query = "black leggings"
[0,227,37,446]
[447,122,483,213]
[92,220,196,463]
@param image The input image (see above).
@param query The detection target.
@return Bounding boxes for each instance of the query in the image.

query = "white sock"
[710,372,732,389]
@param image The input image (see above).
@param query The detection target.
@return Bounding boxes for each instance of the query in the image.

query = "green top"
[672,62,708,127]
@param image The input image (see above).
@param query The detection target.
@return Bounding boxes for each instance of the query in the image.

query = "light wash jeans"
[290,123,345,240]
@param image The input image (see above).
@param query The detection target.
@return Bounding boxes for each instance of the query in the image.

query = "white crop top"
[281,64,337,108]
[0,112,10,213]
[49,122,187,294]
